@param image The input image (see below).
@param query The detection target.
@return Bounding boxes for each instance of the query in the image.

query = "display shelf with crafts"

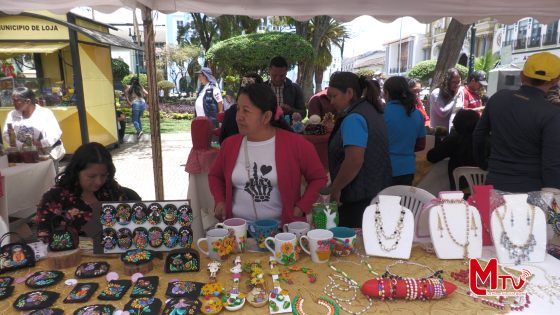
[98,200,193,254]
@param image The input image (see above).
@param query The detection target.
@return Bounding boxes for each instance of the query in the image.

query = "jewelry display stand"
[430,192,482,259]
[491,194,546,265]
[363,195,414,259]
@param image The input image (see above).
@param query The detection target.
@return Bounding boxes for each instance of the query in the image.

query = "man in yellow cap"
[473,52,560,192]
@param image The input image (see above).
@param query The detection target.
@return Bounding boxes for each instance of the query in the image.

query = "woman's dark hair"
[237,83,290,131]
[56,142,117,196]
[438,68,462,103]
[12,86,36,103]
[384,76,417,116]
[407,78,421,88]
[328,71,383,113]
[128,76,142,98]
[452,109,480,135]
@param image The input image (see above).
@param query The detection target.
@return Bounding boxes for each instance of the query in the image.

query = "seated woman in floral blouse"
[35,142,140,243]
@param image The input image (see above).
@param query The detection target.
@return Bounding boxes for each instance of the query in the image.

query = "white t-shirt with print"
[195,83,223,117]
[232,137,282,222]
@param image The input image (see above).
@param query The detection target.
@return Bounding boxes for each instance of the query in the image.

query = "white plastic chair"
[452,167,488,193]
[370,185,435,217]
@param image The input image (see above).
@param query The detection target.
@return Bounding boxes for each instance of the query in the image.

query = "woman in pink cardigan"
[209,83,327,224]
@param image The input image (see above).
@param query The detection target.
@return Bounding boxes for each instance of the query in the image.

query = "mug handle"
[215,223,225,229]
[282,224,289,232]
[196,238,210,257]
[248,223,255,234]
[264,237,276,256]
[299,235,311,255]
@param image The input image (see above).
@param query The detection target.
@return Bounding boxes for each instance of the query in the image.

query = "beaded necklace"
[437,199,471,259]
[292,291,340,315]
[326,258,376,315]
[495,204,536,265]
[374,203,406,252]
[501,263,560,305]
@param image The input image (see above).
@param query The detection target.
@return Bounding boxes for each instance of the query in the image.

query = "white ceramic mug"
[197,228,233,261]
[299,229,333,263]
[264,232,299,265]
[215,218,247,253]
[282,221,310,239]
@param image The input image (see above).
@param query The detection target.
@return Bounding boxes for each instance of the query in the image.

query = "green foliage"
[158,80,175,92]
[121,74,148,89]
[111,58,130,82]
[170,113,194,120]
[206,32,313,76]
[354,69,376,79]
[474,51,500,75]
[407,60,468,82]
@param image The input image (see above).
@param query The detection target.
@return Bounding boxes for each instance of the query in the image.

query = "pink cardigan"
[208,128,328,224]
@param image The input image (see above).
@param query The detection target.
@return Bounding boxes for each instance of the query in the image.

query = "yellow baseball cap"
[523,52,560,81]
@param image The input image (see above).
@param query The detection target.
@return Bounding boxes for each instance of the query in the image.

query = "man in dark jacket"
[265,56,306,120]
[473,52,560,192]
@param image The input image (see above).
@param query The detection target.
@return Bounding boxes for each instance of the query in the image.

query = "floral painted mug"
[196,228,234,261]
[329,226,357,257]
[248,219,279,249]
[299,229,333,263]
[215,218,247,253]
[264,232,300,265]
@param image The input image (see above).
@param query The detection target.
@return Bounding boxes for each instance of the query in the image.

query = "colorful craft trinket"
[73,304,115,315]
[245,260,268,308]
[163,204,178,225]
[100,205,117,227]
[63,283,99,303]
[178,203,193,227]
[25,271,64,288]
[131,276,159,297]
[117,228,133,249]
[147,203,163,225]
[121,249,153,265]
[132,203,149,224]
[116,203,132,225]
[124,297,162,315]
[179,226,194,248]
[97,280,132,300]
[163,226,179,248]
[161,298,201,315]
[268,257,291,314]
[164,249,200,273]
[75,262,110,278]
[165,281,204,298]
[13,290,60,310]
[148,227,164,248]
[28,308,64,315]
[101,228,117,250]
[132,227,149,249]
[223,256,246,311]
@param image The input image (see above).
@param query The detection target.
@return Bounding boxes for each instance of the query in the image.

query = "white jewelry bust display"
[491,194,546,265]
[362,195,414,259]
[430,191,482,259]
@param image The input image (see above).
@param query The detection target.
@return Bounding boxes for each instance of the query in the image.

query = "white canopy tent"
[2,0,560,24]
[1,0,558,199]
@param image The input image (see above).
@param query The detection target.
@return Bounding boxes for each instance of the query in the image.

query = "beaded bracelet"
[383,260,443,280]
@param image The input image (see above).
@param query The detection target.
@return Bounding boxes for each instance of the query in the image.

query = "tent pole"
[141,6,164,200]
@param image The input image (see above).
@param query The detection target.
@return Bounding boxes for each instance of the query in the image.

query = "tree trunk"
[142,7,164,200]
[430,18,470,90]
[314,64,324,94]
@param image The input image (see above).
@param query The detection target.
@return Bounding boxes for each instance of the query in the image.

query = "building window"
[529,19,542,48]
[544,20,559,45]
[177,20,184,28]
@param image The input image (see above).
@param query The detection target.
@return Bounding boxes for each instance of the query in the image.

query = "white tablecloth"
[0,160,56,236]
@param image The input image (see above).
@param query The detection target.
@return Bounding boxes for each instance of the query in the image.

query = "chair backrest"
[452,167,488,193]
[370,185,436,218]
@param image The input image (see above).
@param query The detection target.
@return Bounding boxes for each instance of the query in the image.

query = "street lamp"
[129,28,141,76]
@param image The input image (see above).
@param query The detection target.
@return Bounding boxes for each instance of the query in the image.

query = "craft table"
[0,160,56,235]
[1,244,557,314]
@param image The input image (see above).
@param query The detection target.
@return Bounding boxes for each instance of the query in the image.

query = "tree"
[431,18,471,90]
[408,60,468,83]
[312,18,348,93]
[474,50,500,74]
[206,32,313,77]
[157,44,200,92]
[112,58,130,83]
[121,73,148,88]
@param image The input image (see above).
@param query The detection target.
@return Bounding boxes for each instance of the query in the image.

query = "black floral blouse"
[35,182,128,243]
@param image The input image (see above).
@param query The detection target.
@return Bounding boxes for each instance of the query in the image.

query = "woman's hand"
[214,202,226,221]
[330,189,341,204]
[293,206,304,217]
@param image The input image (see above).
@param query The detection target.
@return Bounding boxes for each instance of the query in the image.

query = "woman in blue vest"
[383,76,426,185]
[195,67,223,128]
[327,72,392,228]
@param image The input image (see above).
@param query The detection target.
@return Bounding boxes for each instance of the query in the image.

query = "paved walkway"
[110,132,192,201]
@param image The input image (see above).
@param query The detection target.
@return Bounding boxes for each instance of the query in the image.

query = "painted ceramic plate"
[132,202,149,224]
[148,227,164,248]
[163,226,179,248]
[100,205,117,227]
[117,228,133,250]
[132,227,149,249]
[115,203,132,225]
[101,228,117,250]
[163,204,178,225]
[147,203,163,225]
[178,204,193,227]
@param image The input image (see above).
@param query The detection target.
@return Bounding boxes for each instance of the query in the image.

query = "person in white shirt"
[429,68,464,131]
[2,86,65,162]
[195,67,223,127]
